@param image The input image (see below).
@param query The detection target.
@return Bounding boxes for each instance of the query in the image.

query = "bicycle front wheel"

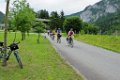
[59,38,61,43]
[14,51,23,69]
[70,38,73,48]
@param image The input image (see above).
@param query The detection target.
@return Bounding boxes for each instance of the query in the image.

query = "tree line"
[36,9,99,34]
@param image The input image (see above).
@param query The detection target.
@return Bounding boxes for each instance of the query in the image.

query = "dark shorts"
[57,34,61,38]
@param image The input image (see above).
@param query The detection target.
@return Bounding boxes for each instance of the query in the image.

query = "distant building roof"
[36,18,50,22]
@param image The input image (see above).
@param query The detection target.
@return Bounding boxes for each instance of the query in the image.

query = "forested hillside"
[0,11,4,23]
[95,11,120,34]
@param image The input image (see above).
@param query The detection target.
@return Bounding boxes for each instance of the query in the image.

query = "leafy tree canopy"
[64,16,83,33]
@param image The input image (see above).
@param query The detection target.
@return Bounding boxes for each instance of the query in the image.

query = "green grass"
[75,34,120,53]
[0,32,83,80]
[62,33,67,37]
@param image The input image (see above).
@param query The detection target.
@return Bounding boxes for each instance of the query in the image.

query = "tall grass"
[0,32,83,80]
[75,34,120,53]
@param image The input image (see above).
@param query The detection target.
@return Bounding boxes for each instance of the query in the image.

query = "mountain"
[95,10,120,34]
[68,0,120,22]
[66,11,82,17]
[0,11,4,23]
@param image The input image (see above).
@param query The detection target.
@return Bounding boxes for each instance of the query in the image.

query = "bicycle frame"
[5,50,12,61]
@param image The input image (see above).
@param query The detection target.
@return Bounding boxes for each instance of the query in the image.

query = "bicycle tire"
[69,37,73,48]
[0,53,2,59]
[0,54,2,62]
[0,48,3,59]
[71,40,73,48]
[59,38,61,43]
[14,51,23,69]
[6,50,12,61]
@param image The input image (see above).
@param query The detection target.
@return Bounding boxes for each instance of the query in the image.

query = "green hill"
[0,11,4,23]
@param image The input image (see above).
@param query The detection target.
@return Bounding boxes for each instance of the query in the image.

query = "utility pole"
[2,0,10,66]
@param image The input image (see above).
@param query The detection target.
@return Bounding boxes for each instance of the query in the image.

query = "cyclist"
[67,28,74,43]
[57,28,62,43]
[47,29,50,36]
[51,30,56,40]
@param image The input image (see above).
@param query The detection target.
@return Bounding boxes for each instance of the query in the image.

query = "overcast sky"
[0,0,101,15]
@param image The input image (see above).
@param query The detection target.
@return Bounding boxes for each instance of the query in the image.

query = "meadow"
[75,34,120,53]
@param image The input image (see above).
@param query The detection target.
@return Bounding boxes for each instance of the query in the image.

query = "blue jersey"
[57,29,61,34]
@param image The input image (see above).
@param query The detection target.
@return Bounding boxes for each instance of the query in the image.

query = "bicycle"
[0,41,23,69]
[57,34,61,43]
[51,33,55,41]
[67,37,74,48]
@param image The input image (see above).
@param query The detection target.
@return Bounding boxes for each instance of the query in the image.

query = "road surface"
[46,35,120,80]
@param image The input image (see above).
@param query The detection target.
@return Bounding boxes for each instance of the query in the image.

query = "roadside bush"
[82,22,99,34]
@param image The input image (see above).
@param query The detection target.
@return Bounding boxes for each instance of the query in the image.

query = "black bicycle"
[67,37,74,48]
[0,42,23,69]
[57,34,61,43]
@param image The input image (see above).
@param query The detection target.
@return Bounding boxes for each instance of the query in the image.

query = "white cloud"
[0,0,6,13]
[0,0,101,15]
[28,0,101,15]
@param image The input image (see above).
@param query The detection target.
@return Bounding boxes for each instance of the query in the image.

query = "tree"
[3,0,10,66]
[33,21,45,43]
[82,22,99,34]
[37,9,49,19]
[60,10,65,30]
[11,0,35,40]
[64,16,83,33]
[49,11,61,30]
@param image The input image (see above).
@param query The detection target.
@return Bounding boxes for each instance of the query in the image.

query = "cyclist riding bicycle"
[67,28,74,43]
[57,28,62,43]
[51,30,56,40]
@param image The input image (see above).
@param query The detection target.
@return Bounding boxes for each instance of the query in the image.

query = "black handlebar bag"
[9,43,19,51]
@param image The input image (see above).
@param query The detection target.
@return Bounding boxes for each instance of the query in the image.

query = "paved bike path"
[47,35,120,80]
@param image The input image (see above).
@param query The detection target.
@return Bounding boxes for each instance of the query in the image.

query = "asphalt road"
[47,35,120,80]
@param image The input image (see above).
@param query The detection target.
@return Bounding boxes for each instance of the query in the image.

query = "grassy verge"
[0,32,83,80]
[75,34,120,53]
[62,33,67,37]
